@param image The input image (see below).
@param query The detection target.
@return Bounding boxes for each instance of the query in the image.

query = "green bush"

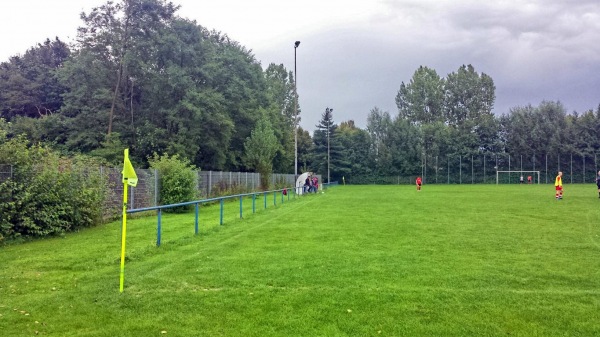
[0,136,107,243]
[149,153,198,213]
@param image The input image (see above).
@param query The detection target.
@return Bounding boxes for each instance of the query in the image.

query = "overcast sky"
[1,0,599,131]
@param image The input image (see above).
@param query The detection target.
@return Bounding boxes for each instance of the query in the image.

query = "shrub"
[148,153,198,213]
[0,137,108,243]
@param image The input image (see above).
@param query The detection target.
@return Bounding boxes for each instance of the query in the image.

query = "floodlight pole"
[326,107,333,184]
[294,41,300,179]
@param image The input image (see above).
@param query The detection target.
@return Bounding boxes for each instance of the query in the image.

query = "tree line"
[1,0,600,185]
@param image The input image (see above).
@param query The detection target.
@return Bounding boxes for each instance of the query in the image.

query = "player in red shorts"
[416,176,422,191]
[554,171,563,200]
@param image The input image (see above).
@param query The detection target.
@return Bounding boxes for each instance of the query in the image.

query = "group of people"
[304,175,319,193]
[519,175,533,184]
[414,171,600,200]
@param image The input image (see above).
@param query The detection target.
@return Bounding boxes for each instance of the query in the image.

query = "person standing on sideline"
[416,176,422,191]
[520,175,524,184]
[527,175,532,184]
[555,171,563,200]
[595,171,600,198]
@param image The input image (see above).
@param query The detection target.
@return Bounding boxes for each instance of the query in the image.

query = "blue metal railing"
[127,186,309,246]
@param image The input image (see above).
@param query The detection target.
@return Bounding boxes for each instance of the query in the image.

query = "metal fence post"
[545,154,548,184]
[483,154,486,184]
[195,203,199,235]
[208,171,212,197]
[130,185,134,210]
[508,155,511,182]
[570,153,573,184]
[157,209,162,247]
[155,169,159,206]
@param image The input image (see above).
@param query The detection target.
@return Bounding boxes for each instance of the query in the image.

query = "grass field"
[1,184,600,336]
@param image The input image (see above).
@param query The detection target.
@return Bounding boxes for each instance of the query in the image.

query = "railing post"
[195,203,199,235]
[274,191,277,206]
[157,209,162,247]
[239,196,243,219]
[264,192,267,209]
[220,199,224,225]
[252,193,256,213]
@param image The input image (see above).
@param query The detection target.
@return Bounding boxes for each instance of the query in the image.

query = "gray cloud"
[255,0,600,131]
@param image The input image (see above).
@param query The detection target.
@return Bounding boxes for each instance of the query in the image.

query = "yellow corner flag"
[122,149,138,187]
[120,149,137,292]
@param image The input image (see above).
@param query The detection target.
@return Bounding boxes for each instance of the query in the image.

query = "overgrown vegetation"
[0,126,107,243]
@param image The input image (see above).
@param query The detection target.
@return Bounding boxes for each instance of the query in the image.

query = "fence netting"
[0,164,12,183]
[418,153,599,185]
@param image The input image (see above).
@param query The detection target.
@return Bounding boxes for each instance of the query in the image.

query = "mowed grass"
[1,184,600,336]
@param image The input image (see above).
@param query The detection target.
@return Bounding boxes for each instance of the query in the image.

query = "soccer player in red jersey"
[416,176,422,191]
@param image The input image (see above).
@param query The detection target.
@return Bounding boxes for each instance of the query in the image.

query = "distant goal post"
[496,171,540,184]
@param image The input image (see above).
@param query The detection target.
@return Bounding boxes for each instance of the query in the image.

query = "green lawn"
[1,184,600,336]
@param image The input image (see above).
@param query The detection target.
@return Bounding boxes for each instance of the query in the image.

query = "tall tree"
[366,107,393,175]
[444,64,496,156]
[396,66,445,163]
[297,127,314,173]
[388,116,423,176]
[337,120,372,181]
[264,63,296,173]
[0,38,70,120]
[313,108,343,182]
[444,64,495,128]
[396,66,444,125]
[57,0,274,169]
[243,114,279,189]
[503,101,568,166]
[76,0,180,136]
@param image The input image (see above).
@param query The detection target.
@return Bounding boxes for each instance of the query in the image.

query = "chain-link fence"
[97,169,312,218]
[0,164,12,183]
[418,153,600,185]
[2,165,312,219]
[197,171,298,198]
[102,167,159,219]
